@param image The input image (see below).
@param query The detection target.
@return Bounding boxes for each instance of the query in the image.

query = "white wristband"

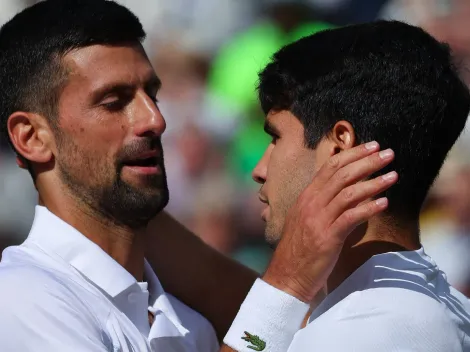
[224,278,310,352]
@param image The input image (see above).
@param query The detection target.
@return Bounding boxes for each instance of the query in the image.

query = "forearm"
[145,212,308,351]
[145,211,258,341]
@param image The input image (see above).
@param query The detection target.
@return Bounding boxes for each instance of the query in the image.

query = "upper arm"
[0,268,111,352]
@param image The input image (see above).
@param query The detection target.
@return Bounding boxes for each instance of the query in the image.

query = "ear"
[7,112,55,169]
[329,120,356,155]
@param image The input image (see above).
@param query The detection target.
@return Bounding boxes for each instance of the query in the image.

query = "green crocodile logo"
[241,331,266,351]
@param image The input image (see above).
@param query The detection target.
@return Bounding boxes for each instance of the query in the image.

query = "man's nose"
[132,91,166,137]
[252,145,272,185]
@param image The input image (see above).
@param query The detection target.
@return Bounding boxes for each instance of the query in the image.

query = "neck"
[326,215,421,294]
[38,188,146,281]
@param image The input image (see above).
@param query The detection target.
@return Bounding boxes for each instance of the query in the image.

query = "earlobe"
[16,155,28,169]
[7,112,54,166]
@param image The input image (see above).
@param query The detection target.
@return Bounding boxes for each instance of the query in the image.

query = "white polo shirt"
[289,248,470,351]
[0,206,218,352]
[225,248,470,351]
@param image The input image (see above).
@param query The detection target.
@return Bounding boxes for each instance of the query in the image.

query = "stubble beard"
[56,139,169,230]
[264,214,284,247]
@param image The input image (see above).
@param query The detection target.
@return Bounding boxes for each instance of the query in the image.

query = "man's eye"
[103,101,122,111]
[102,97,129,111]
[271,135,279,144]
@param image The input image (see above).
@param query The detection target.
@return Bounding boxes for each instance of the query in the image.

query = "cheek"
[59,103,126,146]
[57,130,115,182]
[56,100,126,177]
[267,149,316,211]
[59,114,124,161]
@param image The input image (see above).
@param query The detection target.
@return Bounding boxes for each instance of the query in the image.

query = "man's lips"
[121,150,162,175]
[258,195,268,204]
[137,150,159,159]
[261,206,269,221]
[259,195,269,221]
[123,150,160,163]
[123,164,161,175]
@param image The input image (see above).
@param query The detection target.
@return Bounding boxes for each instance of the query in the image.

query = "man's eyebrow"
[144,75,162,93]
[264,121,280,136]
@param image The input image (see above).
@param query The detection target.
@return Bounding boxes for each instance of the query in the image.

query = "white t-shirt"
[289,248,470,351]
[0,206,219,351]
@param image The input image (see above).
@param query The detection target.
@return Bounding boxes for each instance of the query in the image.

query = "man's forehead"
[265,110,307,138]
[266,110,298,125]
[63,44,156,84]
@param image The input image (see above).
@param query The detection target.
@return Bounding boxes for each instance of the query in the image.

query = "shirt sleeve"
[224,279,310,352]
[0,268,112,352]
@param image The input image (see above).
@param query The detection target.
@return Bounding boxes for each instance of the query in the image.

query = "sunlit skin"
[8,44,168,280]
[252,110,419,293]
[253,110,319,244]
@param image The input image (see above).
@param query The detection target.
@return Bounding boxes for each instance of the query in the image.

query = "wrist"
[223,278,310,352]
[263,262,320,303]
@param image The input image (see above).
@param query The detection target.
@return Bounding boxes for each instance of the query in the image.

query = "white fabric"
[226,248,470,351]
[224,278,310,352]
[288,248,470,351]
[0,205,218,352]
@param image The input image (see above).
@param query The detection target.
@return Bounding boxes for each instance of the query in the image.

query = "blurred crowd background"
[1,0,469,293]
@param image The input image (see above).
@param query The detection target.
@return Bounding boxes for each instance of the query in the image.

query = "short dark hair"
[258,20,470,220]
[0,0,145,165]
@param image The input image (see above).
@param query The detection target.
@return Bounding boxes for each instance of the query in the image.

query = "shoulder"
[0,251,109,349]
[0,257,102,322]
[0,247,68,297]
[348,287,459,328]
[167,293,219,351]
[291,288,464,351]
[0,246,91,307]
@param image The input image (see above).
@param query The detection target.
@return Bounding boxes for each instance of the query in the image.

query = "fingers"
[324,171,398,225]
[311,142,381,187]
[309,148,395,207]
[327,197,389,244]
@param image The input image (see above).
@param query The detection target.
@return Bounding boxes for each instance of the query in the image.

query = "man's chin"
[107,198,168,230]
[99,181,169,229]
[264,226,282,248]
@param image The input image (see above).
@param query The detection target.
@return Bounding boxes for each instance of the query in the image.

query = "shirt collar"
[26,205,185,338]
[26,205,138,297]
[145,260,183,327]
[309,247,437,322]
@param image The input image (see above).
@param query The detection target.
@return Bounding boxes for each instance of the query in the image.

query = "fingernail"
[376,198,388,207]
[365,141,379,150]
[382,171,397,181]
[379,149,394,160]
